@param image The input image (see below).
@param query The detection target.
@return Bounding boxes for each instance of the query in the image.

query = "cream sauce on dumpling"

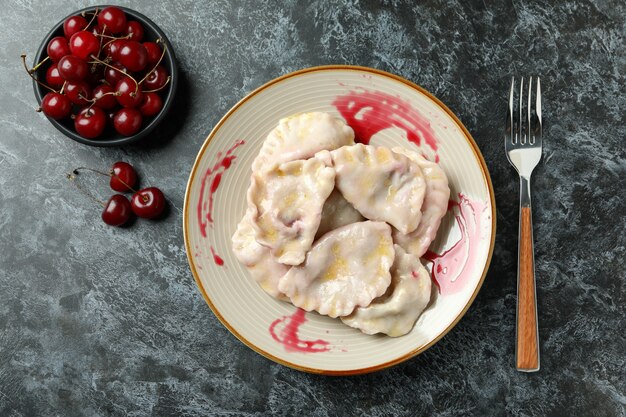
[390,147,450,257]
[247,156,335,266]
[231,209,290,300]
[251,112,354,173]
[278,221,394,318]
[331,144,426,234]
[341,245,431,336]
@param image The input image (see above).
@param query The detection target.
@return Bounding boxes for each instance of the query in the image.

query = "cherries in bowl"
[30,6,177,147]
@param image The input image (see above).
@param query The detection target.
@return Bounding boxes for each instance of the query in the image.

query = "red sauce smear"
[196,140,245,266]
[332,89,438,153]
[269,309,330,353]
[423,193,489,295]
[210,246,224,266]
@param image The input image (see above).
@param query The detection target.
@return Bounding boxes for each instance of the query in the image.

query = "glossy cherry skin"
[102,194,133,226]
[45,65,64,89]
[143,65,168,91]
[139,92,162,117]
[64,81,91,106]
[124,21,144,42]
[57,55,88,81]
[104,62,128,86]
[115,77,143,108]
[74,107,106,139]
[93,84,118,109]
[131,187,165,219]
[69,31,100,60]
[41,92,71,120]
[91,24,113,37]
[63,15,88,39]
[110,161,138,192]
[47,36,71,62]
[97,6,127,34]
[142,42,162,67]
[117,41,148,72]
[104,39,127,60]
[113,108,143,136]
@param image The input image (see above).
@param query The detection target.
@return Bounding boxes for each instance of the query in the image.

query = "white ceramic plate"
[184,66,495,375]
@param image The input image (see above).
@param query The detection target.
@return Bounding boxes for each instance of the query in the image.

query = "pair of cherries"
[70,161,165,226]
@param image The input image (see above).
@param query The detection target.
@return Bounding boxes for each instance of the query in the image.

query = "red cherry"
[41,92,71,120]
[124,21,144,42]
[91,24,113,37]
[63,15,88,38]
[131,187,165,219]
[143,65,169,90]
[57,55,87,81]
[143,42,162,67]
[45,65,64,89]
[102,194,133,226]
[74,107,106,139]
[69,31,100,60]
[104,39,127,60]
[139,92,162,117]
[109,161,138,192]
[93,84,118,109]
[97,6,127,34]
[115,77,143,108]
[118,41,148,72]
[47,36,71,62]
[104,62,128,85]
[64,81,91,105]
[113,108,143,136]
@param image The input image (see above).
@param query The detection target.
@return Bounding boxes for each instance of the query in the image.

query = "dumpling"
[231,210,289,300]
[390,147,450,257]
[278,221,395,318]
[247,156,335,265]
[331,144,426,234]
[251,112,355,173]
[341,245,431,337]
[315,189,365,239]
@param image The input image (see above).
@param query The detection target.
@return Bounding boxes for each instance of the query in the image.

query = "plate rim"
[183,64,497,375]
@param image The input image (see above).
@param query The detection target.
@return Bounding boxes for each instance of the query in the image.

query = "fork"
[505,76,543,372]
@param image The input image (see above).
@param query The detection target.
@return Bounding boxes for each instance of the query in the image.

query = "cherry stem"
[142,76,171,93]
[73,166,138,193]
[84,7,99,28]
[66,172,106,208]
[138,41,167,87]
[96,33,132,40]
[21,55,56,93]
[60,81,67,94]
[89,54,138,86]
[29,56,50,73]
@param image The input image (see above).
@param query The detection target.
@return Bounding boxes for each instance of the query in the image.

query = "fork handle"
[516,177,540,372]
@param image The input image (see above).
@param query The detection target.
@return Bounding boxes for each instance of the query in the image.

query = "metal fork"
[505,77,543,372]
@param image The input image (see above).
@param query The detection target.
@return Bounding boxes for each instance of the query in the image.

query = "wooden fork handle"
[516,205,540,371]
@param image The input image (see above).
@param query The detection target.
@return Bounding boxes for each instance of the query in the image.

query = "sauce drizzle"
[196,139,245,266]
[423,193,490,295]
[333,89,438,154]
[269,309,330,353]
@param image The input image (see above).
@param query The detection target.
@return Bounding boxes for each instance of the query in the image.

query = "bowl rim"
[182,64,497,375]
[32,5,178,147]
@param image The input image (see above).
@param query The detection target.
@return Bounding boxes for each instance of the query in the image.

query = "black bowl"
[32,5,178,147]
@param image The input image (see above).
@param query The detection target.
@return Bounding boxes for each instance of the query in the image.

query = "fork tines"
[507,77,543,146]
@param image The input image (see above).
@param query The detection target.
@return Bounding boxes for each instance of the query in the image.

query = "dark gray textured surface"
[1,0,625,415]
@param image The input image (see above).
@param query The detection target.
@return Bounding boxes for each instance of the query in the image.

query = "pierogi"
[231,112,450,338]
[331,144,426,234]
[390,147,450,257]
[247,156,335,265]
[341,245,431,336]
[278,221,394,318]
[251,112,355,173]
